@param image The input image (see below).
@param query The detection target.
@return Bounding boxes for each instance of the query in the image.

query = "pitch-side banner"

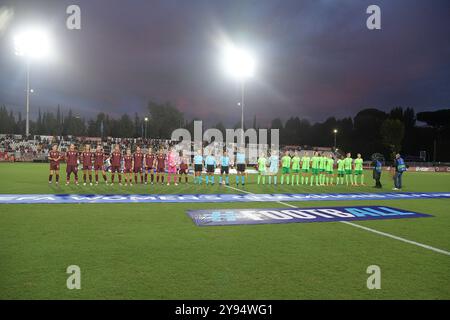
[0,192,449,204]
[187,206,432,226]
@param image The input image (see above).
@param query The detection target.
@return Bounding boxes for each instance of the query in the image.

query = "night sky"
[0,0,449,127]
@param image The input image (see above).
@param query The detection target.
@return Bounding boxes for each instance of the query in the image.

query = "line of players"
[255,150,365,186]
[47,143,365,187]
[48,144,189,186]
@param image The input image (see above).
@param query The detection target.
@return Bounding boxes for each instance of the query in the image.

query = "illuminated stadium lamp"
[222,45,256,145]
[333,129,338,150]
[13,27,52,137]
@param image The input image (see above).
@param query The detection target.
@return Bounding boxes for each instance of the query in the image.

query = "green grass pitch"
[0,163,449,299]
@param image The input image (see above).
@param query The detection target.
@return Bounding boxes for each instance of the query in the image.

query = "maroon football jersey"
[145,154,155,167]
[133,152,143,168]
[82,152,94,166]
[156,154,165,169]
[110,151,122,166]
[66,151,78,166]
[95,152,105,166]
[124,155,133,170]
[49,151,60,164]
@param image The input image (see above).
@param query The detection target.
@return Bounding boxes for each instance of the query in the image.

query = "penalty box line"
[225,185,450,257]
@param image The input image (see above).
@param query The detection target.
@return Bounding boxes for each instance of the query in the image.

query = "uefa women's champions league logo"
[170,120,280,163]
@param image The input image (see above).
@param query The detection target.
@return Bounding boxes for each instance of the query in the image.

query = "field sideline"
[0,163,449,299]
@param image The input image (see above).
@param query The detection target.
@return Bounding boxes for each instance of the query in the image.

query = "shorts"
[124,168,132,173]
[50,163,60,171]
[237,164,246,173]
[94,164,104,171]
[338,170,345,177]
[258,169,266,174]
[194,164,203,172]
[301,168,310,173]
[221,166,229,174]
[111,165,121,173]
[206,165,215,173]
[269,166,278,174]
[282,167,290,174]
[179,168,188,175]
[354,169,363,175]
[291,169,300,173]
[145,167,154,173]
[82,165,92,170]
[326,170,333,175]
[157,167,165,173]
[168,166,177,174]
[319,168,325,172]
[66,165,78,175]
[312,168,319,175]
[345,169,353,175]
[133,167,143,174]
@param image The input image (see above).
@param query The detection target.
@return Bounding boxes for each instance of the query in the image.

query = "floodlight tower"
[14,28,52,137]
[223,46,256,146]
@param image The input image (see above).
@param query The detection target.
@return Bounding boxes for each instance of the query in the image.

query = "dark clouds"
[0,0,449,127]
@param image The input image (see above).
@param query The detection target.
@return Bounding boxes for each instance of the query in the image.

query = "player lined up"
[48,144,189,186]
[48,144,365,187]
[256,150,365,186]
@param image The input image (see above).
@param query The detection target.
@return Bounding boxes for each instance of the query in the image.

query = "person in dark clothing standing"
[372,157,382,188]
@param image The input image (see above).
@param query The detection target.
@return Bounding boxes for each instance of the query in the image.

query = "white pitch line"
[225,184,450,257]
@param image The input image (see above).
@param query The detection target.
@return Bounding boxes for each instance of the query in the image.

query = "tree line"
[0,102,449,161]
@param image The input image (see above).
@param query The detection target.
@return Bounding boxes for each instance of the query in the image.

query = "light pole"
[333,129,338,151]
[144,117,149,140]
[223,45,256,146]
[14,27,52,137]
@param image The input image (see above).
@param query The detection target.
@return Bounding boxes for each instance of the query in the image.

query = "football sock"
[257,175,261,184]
[274,176,277,184]
[49,174,52,182]
[211,176,214,184]
[56,174,59,183]
[262,176,266,184]
[225,176,229,184]
[206,175,209,184]
[241,176,245,185]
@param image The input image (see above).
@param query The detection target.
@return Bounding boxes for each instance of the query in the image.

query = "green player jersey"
[301,156,311,169]
[319,156,326,169]
[337,159,345,171]
[257,157,267,170]
[354,158,363,170]
[281,155,291,168]
[326,158,334,171]
[291,156,300,169]
[311,156,319,169]
[344,157,353,170]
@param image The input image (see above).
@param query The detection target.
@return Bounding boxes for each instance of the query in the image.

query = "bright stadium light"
[14,27,52,59]
[222,44,257,145]
[333,129,338,150]
[13,27,53,137]
[223,46,256,80]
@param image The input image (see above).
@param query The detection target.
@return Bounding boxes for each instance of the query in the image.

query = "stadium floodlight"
[144,117,149,139]
[13,27,53,137]
[222,45,257,145]
[333,129,338,150]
